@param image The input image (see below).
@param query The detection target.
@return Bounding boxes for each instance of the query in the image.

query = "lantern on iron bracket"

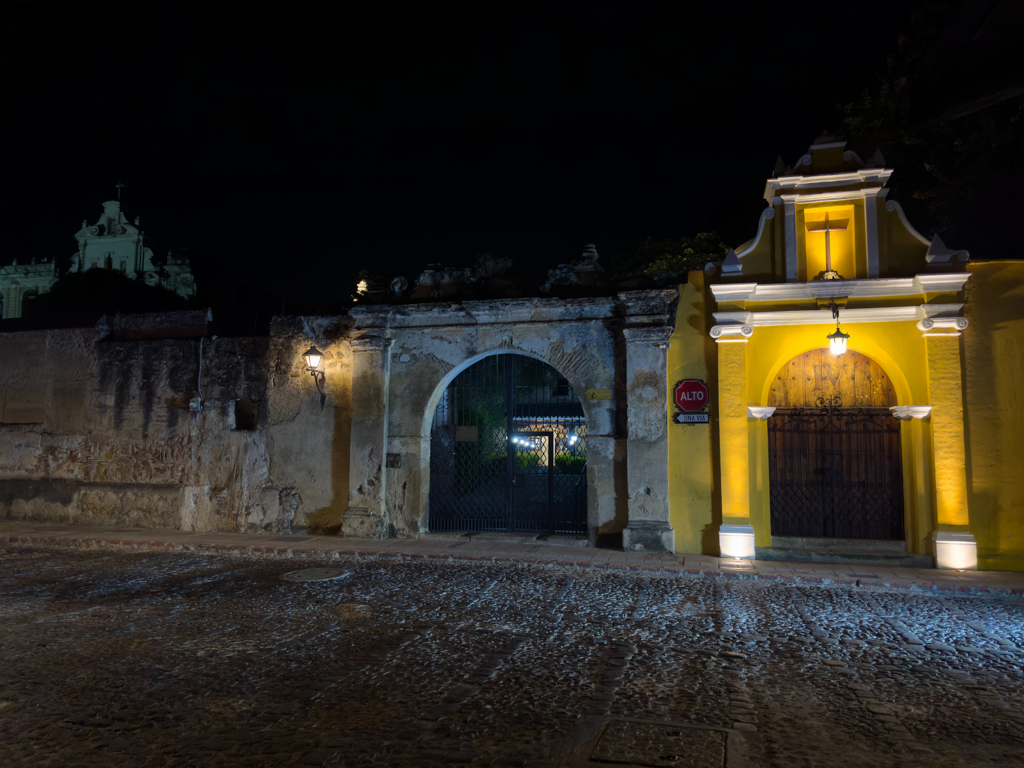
[302,344,327,408]
[826,300,850,356]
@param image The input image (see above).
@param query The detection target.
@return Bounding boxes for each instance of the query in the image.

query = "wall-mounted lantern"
[826,301,850,356]
[302,344,327,408]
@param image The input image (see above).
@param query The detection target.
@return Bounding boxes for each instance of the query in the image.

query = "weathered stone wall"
[0,315,353,534]
[0,291,677,550]
[343,290,679,550]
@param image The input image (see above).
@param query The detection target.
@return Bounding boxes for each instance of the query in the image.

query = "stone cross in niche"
[806,213,848,277]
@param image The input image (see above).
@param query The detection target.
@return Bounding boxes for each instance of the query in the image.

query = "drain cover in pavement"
[281,568,349,582]
[590,721,726,767]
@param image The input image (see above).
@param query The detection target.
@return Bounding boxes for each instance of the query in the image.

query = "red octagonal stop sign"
[674,379,709,412]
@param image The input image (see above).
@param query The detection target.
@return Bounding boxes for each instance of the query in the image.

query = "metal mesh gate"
[428,354,587,534]
[768,407,904,540]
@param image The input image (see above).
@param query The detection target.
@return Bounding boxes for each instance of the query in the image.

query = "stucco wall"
[963,261,1024,570]
[0,316,353,535]
[347,293,678,547]
[679,261,1024,569]
[666,272,717,554]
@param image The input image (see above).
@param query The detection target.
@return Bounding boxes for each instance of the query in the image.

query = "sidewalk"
[3,520,1023,597]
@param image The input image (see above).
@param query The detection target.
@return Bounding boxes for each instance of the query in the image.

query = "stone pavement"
[1,540,1023,767]
[1,521,1023,598]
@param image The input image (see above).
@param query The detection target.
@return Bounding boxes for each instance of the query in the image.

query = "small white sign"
[675,413,709,424]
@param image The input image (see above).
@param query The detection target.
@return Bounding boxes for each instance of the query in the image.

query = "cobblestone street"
[1,546,1023,768]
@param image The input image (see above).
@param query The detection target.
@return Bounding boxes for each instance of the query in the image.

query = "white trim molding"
[748,406,776,419]
[710,283,758,301]
[709,274,970,303]
[890,405,932,420]
[777,187,887,206]
[764,168,894,202]
[864,192,883,277]
[709,323,753,341]
[735,207,775,259]
[714,303,964,329]
[885,200,931,246]
[784,199,799,281]
[914,273,972,293]
[917,317,969,335]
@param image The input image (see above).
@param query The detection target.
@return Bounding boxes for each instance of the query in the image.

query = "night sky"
[1,1,918,310]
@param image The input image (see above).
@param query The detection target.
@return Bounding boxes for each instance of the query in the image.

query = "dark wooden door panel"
[769,408,904,541]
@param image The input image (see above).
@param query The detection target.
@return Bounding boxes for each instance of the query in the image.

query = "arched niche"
[768,348,897,408]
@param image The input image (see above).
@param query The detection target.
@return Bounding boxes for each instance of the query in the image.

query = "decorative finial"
[115,180,125,200]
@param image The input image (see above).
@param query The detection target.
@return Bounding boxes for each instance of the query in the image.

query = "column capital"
[747,406,776,420]
[622,325,673,348]
[710,323,753,342]
[917,317,968,336]
[890,405,932,420]
[350,335,391,353]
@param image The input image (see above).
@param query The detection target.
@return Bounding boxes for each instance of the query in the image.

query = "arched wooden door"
[767,349,904,540]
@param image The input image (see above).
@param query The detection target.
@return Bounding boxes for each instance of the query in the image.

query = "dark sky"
[0,1,917,308]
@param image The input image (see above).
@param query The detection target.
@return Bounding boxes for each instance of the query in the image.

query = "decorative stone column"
[342,335,392,538]
[918,317,976,569]
[621,325,675,554]
[747,406,775,550]
[891,405,935,557]
[711,323,754,558]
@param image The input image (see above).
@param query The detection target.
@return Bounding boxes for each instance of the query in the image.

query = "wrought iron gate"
[768,404,904,540]
[428,354,587,534]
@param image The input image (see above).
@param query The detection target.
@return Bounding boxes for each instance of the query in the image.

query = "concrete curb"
[4,531,1023,599]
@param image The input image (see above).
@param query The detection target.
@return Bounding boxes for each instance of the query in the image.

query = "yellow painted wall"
[742,322,931,549]
[666,272,717,554]
[745,323,928,407]
[962,261,1024,570]
[878,202,930,278]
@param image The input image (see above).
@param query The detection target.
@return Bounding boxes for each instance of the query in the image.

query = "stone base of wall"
[622,520,675,554]
[342,507,390,539]
[0,478,239,533]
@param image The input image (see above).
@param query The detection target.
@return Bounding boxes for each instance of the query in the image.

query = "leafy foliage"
[606,232,730,279]
[554,454,586,475]
[21,269,189,320]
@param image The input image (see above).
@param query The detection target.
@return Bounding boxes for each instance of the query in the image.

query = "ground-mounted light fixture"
[826,300,850,356]
[719,524,756,559]
[934,532,978,571]
[302,344,327,409]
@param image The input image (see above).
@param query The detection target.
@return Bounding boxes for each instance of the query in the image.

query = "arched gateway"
[766,348,904,540]
[428,354,587,534]
[341,291,679,552]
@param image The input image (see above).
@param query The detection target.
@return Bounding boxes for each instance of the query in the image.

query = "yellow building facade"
[668,135,1024,571]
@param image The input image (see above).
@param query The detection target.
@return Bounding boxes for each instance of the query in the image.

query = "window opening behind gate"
[428,354,587,534]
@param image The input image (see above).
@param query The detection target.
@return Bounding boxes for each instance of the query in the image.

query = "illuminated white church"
[0,197,196,319]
